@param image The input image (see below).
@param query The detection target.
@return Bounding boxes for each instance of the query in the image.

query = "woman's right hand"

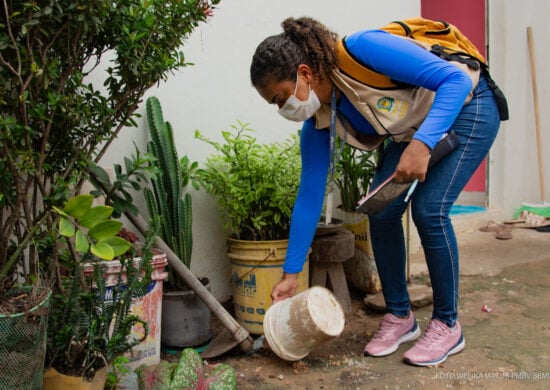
[395,139,430,183]
[271,273,299,303]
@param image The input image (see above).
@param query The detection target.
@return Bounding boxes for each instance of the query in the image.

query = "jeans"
[368,74,501,327]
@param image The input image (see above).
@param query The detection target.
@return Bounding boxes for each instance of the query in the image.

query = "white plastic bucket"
[263,286,345,361]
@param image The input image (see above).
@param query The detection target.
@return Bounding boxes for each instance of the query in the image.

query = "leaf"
[63,194,94,218]
[75,230,90,253]
[58,217,75,237]
[207,364,237,390]
[79,205,114,229]
[52,205,68,218]
[91,241,115,260]
[88,220,123,241]
[136,361,175,390]
[170,348,202,390]
[90,164,111,186]
[101,236,132,257]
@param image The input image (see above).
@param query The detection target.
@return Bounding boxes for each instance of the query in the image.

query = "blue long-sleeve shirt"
[283,29,472,273]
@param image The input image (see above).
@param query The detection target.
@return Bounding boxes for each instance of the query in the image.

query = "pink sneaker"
[364,313,420,357]
[403,319,465,366]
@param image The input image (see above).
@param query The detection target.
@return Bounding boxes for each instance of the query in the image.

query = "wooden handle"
[527,26,546,201]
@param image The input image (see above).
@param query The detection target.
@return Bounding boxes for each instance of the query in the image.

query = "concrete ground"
[366,209,550,308]
[410,209,550,277]
[215,210,550,390]
[363,210,550,389]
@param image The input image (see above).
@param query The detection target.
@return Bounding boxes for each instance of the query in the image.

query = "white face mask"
[278,73,321,122]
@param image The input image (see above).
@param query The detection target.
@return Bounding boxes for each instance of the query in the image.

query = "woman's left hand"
[394,139,430,183]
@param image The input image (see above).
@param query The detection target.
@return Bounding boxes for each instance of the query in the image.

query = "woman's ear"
[297,64,314,83]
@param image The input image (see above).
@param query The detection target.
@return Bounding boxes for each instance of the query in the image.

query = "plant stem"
[0,210,51,283]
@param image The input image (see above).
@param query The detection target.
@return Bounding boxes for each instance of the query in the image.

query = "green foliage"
[137,361,175,390]
[105,355,132,389]
[196,122,301,241]
[136,348,236,390]
[54,194,132,260]
[43,150,159,381]
[88,145,159,218]
[0,0,217,291]
[334,143,378,212]
[46,203,159,378]
[0,0,218,380]
[170,348,235,390]
[144,96,196,288]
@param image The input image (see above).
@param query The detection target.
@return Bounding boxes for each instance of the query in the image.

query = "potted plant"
[0,1,217,388]
[88,155,175,371]
[43,194,154,388]
[135,347,236,389]
[195,122,309,334]
[333,143,381,294]
[144,96,212,348]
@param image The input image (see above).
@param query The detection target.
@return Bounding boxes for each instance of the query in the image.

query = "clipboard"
[356,132,461,215]
[356,173,411,215]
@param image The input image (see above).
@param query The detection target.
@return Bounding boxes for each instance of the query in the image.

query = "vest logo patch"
[377,97,394,112]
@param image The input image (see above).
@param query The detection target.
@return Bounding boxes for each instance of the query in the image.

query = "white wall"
[99,0,421,301]
[102,1,550,301]
[488,0,550,214]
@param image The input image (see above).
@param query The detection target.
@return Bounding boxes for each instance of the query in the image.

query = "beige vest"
[313,55,480,151]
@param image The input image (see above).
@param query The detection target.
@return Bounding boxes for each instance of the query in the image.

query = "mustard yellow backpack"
[336,17,508,120]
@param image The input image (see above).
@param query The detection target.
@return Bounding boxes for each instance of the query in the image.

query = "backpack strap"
[390,20,413,36]
[336,38,404,89]
[480,64,510,121]
[431,45,481,70]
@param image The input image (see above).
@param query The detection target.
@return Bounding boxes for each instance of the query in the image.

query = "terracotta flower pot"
[43,366,108,390]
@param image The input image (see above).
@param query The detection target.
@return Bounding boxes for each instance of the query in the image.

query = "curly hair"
[250,17,339,88]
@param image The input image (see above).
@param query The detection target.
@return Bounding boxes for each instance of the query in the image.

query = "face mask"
[278,74,321,122]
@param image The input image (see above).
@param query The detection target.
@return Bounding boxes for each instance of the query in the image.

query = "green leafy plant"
[53,194,133,260]
[136,348,236,390]
[334,143,379,212]
[89,145,159,218]
[105,355,132,390]
[144,96,198,289]
[46,193,159,379]
[0,0,218,304]
[137,361,175,390]
[196,122,301,241]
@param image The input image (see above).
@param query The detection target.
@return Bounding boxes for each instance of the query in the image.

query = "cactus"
[145,97,195,287]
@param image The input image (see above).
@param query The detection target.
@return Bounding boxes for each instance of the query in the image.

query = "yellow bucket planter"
[227,238,309,335]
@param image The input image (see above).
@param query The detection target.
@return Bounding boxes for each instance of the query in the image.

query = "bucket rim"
[226,237,289,246]
[83,252,168,270]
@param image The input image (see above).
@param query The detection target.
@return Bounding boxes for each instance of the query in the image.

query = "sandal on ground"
[495,230,513,240]
[479,220,512,233]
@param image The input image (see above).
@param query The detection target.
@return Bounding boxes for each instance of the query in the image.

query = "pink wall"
[421,0,487,192]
